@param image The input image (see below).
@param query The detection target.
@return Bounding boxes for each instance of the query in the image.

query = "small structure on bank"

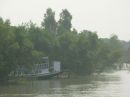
[14,57,61,79]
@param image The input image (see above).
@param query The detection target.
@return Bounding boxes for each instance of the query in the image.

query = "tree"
[13,25,34,65]
[108,35,123,65]
[57,31,78,72]
[28,22,56,61]
[75,31,99,74]
[57,9,72,34]
[41,8,57,35]
[125,47,130,63]
[97,35,123,71]
[0,18,17,81]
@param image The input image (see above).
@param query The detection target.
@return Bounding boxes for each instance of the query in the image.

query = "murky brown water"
[0,70,130,97]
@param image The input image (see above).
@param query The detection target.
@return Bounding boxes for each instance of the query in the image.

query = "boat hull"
[23,72,61,80]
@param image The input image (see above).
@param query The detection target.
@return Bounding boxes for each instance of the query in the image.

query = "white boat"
[15,57,61,79]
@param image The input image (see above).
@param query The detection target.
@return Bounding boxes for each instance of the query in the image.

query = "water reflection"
[120,71,130,97]
[0,70,130,97]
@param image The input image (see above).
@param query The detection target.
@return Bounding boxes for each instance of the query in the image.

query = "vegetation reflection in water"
[0,70,130,97]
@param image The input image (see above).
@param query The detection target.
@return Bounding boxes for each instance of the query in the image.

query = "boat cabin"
[13,57,61,78]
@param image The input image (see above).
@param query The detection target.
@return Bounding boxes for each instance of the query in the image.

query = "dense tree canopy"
[0,18,14,80]
[0,8,129,81]
[57,9,72,34]
[41,8,57,35]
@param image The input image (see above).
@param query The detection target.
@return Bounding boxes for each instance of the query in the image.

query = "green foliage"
[56,31,78,71]
[0,18,16,80]
[121,41,130,63]
[0,8,126,81]
[96,35,123,71]
[13,25,35,65]
[41,8,57,35]
[57,9,72,34]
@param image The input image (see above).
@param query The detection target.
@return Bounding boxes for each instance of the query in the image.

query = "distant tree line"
[0,8,130,81]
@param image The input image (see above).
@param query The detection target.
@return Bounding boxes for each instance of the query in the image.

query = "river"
[0,70,130,97]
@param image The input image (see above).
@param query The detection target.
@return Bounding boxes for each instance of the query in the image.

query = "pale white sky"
[0,0,130,41]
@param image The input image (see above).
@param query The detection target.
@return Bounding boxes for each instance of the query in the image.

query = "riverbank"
[0,69,119,86]
[0,70,130,97]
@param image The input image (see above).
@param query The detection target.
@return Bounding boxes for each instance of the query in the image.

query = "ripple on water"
[1,70,130,97]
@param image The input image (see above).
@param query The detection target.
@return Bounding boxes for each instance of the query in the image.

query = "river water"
[0,70,130,97]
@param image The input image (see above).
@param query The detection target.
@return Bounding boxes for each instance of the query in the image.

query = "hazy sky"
[0,0,130,41]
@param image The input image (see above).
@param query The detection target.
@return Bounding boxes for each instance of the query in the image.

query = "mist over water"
[0,70,130,97]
